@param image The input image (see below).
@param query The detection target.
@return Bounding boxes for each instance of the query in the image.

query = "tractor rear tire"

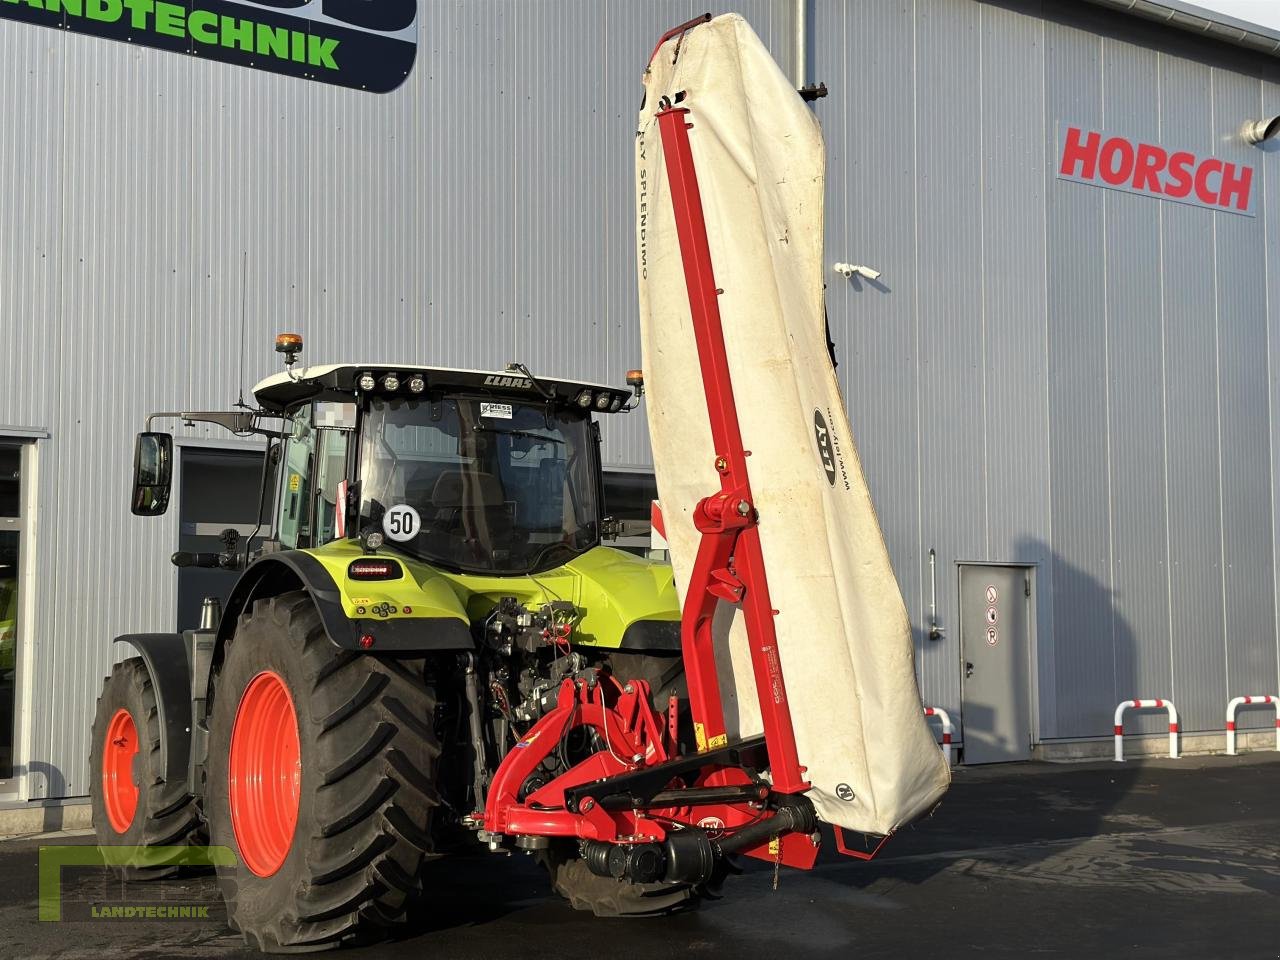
[537,841,703,917]
[89,658,203,878]
[205,591,440,953]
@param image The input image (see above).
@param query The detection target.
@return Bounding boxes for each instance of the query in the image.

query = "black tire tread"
[537,843,702,918]
[89,658,202,879]
[211,591,439,953]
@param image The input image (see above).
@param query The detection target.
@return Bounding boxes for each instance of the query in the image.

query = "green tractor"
[90,335,689,951]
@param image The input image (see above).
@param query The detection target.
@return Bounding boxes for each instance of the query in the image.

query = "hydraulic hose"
[461,654,489,809]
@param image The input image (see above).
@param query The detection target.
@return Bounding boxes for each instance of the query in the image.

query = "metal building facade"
[0,1,795,801]
[1,0,1279,801]
[817,0,1280,747]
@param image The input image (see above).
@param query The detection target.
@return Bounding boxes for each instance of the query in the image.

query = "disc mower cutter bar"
[476,16,837,881]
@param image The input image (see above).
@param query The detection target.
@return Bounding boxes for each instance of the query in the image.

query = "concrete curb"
[0,802,91,838]
[1035,727,1280,762]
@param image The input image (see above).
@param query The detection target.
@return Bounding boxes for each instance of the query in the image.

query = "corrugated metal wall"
[817,0,1280,743]
[4,0,1280,798]
[0,2,794,800]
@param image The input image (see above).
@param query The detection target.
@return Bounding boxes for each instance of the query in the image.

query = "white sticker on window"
[481,402,513,419]
[382,504,421,542]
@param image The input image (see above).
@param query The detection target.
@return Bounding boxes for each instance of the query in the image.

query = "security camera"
[833,262,882,281]
[1243,116,1280,145]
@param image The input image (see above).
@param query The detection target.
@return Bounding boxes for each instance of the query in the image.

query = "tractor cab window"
[277,406,315,548]
[276,402,355,549]
[314,427,351,544]
[356,397,600,574]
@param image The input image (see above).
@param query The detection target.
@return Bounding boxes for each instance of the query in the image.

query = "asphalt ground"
[3,753,1278,960]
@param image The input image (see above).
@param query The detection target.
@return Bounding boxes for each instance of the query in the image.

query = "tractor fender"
[110,633,193,784]
[216,551,474,660]
[618,619,681,651]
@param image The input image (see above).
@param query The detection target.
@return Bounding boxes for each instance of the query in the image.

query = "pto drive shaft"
[579,796,817,885]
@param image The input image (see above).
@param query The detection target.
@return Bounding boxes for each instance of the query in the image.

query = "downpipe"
[794,0,806,89]
[580,795,817,885]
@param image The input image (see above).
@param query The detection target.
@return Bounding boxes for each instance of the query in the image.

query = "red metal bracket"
[646,12,711,68]
[655,105,809,795]
[832,827,893,862]
[480,676,668,841]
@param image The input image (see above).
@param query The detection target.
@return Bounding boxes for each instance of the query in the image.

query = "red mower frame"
[477,15,835,879]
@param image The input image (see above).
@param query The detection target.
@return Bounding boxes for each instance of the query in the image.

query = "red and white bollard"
[923,706,953,766]
[650,500,668,552]
[1113,699,1179,762]
[1225,695,1280,755]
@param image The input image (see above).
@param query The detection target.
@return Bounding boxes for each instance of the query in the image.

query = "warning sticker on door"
[986,626,999,646]
[985,607,999,625]
[985,585,999,604]
[480,403,513,419]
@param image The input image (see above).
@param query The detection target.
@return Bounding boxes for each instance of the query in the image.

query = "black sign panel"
[0,0,417,93]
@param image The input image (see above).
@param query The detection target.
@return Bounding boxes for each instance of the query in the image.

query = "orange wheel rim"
[102,708,140,833]
[228,671,301,877]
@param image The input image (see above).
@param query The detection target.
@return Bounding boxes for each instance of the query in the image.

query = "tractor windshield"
[355,397,601,574]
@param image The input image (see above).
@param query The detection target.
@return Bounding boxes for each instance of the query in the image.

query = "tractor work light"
[609,395,624,412]
[348,558,403,581]
[358,372,376,391]
[576,390,593,408]
[382,373,400,392]
[407,375,426,394]
[594,392,611,411]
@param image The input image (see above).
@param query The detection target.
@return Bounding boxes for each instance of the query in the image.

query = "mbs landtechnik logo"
[0,0,418,93]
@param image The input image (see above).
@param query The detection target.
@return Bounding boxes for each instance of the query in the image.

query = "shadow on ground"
[6,755,1279,959]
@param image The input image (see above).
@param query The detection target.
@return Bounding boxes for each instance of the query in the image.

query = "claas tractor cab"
[92,336,704,951]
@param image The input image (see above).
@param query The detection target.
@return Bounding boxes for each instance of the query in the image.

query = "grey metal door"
[959,564,1032,764]
[176,447,268,631]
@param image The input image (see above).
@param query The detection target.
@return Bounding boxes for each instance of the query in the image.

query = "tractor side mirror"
[131,432,174,517]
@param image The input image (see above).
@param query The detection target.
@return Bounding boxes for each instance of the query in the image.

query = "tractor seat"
[429,470,506,509]
[428,471,514,561]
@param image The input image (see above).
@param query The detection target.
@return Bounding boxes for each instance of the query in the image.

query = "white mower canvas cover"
[636,14,950,835]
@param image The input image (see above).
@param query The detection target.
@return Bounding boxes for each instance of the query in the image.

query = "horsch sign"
[1057,124,1256,217]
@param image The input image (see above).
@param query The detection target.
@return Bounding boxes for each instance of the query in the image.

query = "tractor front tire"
[537,841,703,917]
[89,657,202,878]
[205,591,440,953]
[536,652,705,915]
